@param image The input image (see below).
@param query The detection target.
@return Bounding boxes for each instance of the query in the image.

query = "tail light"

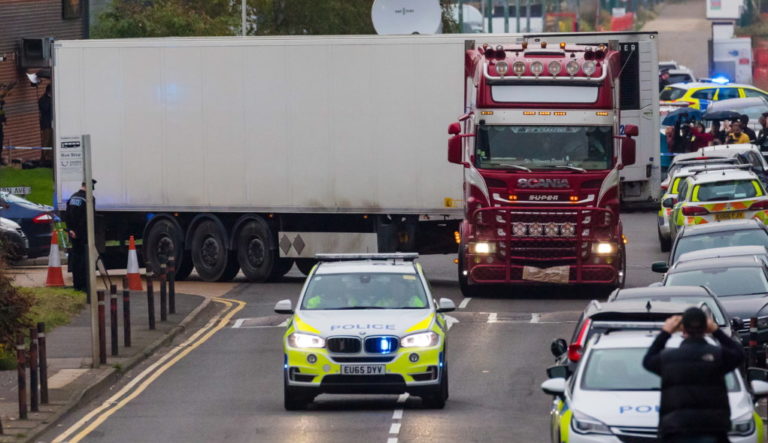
[660,184,668,191]
[682,206,708,216]
[568,318,591,362]
[32,213,53,224]
[751,200,768,210]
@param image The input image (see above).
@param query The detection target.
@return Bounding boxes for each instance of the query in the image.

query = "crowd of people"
[666,112,768,153]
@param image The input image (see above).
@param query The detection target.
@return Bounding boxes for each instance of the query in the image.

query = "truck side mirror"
[448,122,461,135]
[448,136,463,164]
[624,124,639,137]
[621,137,636,167]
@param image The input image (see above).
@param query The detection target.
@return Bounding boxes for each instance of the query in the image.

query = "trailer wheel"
[191,220,234,282]
[144,218,185,276]
[269,258,294,281]
[236,218,275,282]
[174,251,194,281]
[617,245,627,289]
[296,259,317,276]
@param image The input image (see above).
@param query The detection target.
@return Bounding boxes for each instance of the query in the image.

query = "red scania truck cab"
[448,39,637,296]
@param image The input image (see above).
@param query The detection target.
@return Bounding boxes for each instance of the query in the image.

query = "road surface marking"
[232,318,245,329]
[387,439,398,443]
[54,297,247,443]
[487,312,498,323]
[385,393,409,443]
[393,409,403,419]
[389,423,401,434]
[458,298,471,309]
[397,393,409,403]
[530,313,541,324]
[445,315,459,330]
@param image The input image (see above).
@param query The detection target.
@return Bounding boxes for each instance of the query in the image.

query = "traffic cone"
[45,231,65,287]
[126,235,143,290]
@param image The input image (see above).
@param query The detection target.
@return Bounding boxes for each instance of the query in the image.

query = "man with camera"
[643,307,744,443]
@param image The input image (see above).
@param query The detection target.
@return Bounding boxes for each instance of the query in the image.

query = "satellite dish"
[372,0,442,35]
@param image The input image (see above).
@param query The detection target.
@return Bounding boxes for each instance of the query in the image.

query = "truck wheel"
[191,220,234,282]
[296,259,317,276]
[174,251,194,281]
[236,218,274,282]
[144,218,184,276]
[269,258,294,281]
[457,249,478,297]
[617,246,627,289]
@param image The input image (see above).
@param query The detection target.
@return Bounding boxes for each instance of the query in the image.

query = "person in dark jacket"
[739,114,757,143]
[38,84,53,164]
[643,307,744,443]
[65,181,95,292]
[757,112,768,151]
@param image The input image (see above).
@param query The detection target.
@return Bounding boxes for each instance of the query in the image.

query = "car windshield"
[581,347,739,391]
[475,125,613,171]
[665,267,768,297]
[660,87,686,101]
[301,273,429,310]
[615,296,726,325]
[673,229,768,262]
[694,180,760,202]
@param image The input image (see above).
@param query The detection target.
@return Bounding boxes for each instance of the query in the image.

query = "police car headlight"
[287,332,325,349]
[571,410,612,435]
[401,331,439,348]
[470,242,496,255]
[591,242,616,256]
[730,412,755,436]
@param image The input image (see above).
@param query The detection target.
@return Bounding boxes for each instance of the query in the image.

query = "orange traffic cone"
[45,230,65,287]
[126,235,143,290]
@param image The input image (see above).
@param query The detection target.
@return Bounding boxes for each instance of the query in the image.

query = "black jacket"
[65,189,93,240]
[38,93,52,130]
[642,329,744,438]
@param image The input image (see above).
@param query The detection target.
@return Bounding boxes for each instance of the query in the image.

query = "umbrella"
[702,110,742,121]
[662,108,703,126]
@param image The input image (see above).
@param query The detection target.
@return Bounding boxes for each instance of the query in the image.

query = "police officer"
[65,180,95,292]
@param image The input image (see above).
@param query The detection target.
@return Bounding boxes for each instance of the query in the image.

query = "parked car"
[667,67,697,84]
[705,96,768,133]
[0,192,53,259]
[0,217,28,262]
[660,81,768,110]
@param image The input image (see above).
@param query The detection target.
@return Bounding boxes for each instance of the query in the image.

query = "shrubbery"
[0,259,33,369]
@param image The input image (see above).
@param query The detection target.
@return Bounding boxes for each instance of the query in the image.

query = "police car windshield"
[582,348,739,391]
[665,267,768,297]
[659,87,685,101]
[673,230,768,263]
[301,273,429,310]
[474,125,612,171]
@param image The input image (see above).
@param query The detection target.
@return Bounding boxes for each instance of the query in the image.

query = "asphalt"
[39,211,669,443]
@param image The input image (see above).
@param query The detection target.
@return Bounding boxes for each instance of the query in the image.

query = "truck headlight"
[730,412,755,436]
[470,242,496,255]
[757,317,768,329]
[591,242,616,256]
[571,410,612,435]
[401,331,439,348]
[287,332,325,349]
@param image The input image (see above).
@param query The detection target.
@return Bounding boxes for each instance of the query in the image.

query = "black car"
[662,256,768,345]
[0,191,53,258]
[653,219,768,272]
[0,217,28,262]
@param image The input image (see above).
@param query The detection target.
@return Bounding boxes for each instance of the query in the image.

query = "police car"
[274,253,455,410]
[541,330,768,442]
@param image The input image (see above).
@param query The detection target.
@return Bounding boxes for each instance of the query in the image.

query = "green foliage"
[0,167,54,206]
[0,261,33,352]
[249,0,374,35]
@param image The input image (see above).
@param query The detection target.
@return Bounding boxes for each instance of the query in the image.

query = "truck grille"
[327,337,362,353]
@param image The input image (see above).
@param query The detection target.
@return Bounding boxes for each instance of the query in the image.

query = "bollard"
[98,290,107,365]
[38,323,48,404]
[168,256,176,315]
[159,263,168,322]
[29,328,39,412]
[16,333,27,419]
[750,317,760,368]
[123,289,132,347]
[110,285,119,356]
[146,274,156,330]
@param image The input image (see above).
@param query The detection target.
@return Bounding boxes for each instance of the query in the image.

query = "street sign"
[59,136,83,182]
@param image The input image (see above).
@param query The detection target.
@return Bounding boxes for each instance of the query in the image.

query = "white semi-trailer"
[52,33,658,282]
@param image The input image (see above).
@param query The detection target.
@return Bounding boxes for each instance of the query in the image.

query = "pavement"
[0,266,237,442]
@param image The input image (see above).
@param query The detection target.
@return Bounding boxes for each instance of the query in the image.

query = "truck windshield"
[475,125,613,171]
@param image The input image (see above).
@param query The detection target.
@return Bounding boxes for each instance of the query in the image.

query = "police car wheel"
[422,364,448,409]
[236,218,274,282]
[658,227,671,252]
[284,375,312,411]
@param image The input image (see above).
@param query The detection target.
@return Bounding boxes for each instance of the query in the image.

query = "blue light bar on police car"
[315,253,419,261]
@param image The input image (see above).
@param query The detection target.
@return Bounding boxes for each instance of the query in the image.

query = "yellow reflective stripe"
[692,185,701,202]
[559,407,571,442]
[293,316,320,334]
[756,412,765,443]
[753,181,764,197]
[405,313,435,333]
[672,177,681,193]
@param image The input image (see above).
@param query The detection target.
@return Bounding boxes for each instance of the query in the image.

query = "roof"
[669,255,766,273]
[666,82,755,90]
[699,144,760,156]
[688,168,757,184]
[612,286,712,300]
[708,96,768,109]
[678,246,768,263]
[314,260,417,275]
[586,299,693,318]
[589,330,659,349]
[680,218,765,236]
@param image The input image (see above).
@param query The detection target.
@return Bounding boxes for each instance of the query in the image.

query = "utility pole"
[488,0,494,33]
[83,135,99,368]
[516,0,521,32]
[504,0,510,32]
[241,0,247,36]
[459,0,464,32]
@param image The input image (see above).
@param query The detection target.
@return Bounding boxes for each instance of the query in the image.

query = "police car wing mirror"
[751,380,768,399]
[437,298,456,313]
[546,364,569,379]
[540,378,566,397]
[651,261,668,273]
[274,299,294,315]
[662,197,677,208]
[550,338,568,358]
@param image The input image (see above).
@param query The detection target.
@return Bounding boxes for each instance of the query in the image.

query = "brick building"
[0,0,87,164]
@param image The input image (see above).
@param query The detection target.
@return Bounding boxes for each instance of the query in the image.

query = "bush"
[0,259,34,369]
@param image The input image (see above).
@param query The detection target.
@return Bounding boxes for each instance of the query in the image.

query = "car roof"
[588,330,660,349]
[708,96,768,109]
[687,168,757,184]
[314,260,418,275]
[667,82,755,91]
[670,145,758,165]
[678,245,768,262]
[585,299,693,318]
[669,255,766,273]
[680,218,764,236]
[611,286,713,300]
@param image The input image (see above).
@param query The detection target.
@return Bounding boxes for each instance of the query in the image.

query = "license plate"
[340,364,385,375]
[715,212,744,221]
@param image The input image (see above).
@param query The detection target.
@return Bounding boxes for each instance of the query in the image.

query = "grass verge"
[0,167,54,206]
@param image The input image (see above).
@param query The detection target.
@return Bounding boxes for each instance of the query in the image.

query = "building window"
[63,0,82,19]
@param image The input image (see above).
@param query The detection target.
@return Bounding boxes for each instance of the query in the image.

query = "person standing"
[643,308,744,443]
[38,84,53,165]
[725,122,750,144]
[739,114,756,143]
[659,70,671,92]
[65,181,95,293]
[757,112,768,152]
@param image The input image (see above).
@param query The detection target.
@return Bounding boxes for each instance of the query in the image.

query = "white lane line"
[397,393,409,403]
[488,312,498,323]
[278,318,289,327]
[530,313,541,324]
[385,393,409,443]
[445,315,459,331]
[389,423,401,434]
[393,409,404,420]
[387,439,398,443]
[458,297,472,309]
[232,318,245,329]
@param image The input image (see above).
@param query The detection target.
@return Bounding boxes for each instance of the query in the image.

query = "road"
[641,0,710,78]
[44,211,665,443]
